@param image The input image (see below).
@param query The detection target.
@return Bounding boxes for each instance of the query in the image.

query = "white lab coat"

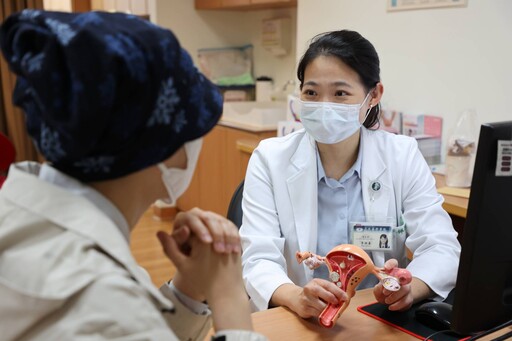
[240,128,461,311]
[0,162,265,341]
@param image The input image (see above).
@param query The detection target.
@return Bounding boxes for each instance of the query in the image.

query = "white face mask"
[299,93,371,144]
[158,138,202,206]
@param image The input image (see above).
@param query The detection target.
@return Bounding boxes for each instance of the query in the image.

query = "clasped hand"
[156,208,243,303]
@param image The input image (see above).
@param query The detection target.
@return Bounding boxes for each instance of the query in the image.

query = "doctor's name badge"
[350,222,394,252]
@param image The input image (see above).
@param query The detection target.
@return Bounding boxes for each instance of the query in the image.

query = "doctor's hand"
[373,259,429,311]
[158,233,253,331]
[169,207,241,255]
[373,259,411,311]
[271,279,348,319]
[373,280,413,311]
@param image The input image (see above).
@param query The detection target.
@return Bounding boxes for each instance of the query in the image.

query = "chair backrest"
[226,180,244,229]
[0,133,16,188]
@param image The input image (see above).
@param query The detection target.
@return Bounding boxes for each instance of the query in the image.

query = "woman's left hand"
[373,259,433,311]
[373,281,413,311]
[373,259,414,311]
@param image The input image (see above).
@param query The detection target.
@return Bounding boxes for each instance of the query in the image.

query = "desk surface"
[213,289,511,341]
[433,173,469,218]
[248,289,413,341]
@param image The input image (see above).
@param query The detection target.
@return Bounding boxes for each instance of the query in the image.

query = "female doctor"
[240,30,461,319]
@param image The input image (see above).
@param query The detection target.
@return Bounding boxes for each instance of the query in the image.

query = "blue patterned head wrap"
[0,10,223,182]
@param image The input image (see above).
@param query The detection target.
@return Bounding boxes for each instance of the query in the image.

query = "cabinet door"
[224,129,276,215]
[177,126,224,213]
[225,129,276,193]
[175,165,200,210]
[177,125,275,216]
[224,128,257,201]
[198,126,228,214]
[71,0,92,12]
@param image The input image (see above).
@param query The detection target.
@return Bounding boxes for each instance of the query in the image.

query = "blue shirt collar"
[316,136,362,184]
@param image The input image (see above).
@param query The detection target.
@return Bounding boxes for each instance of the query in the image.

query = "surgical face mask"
[299,93,371,144]
[158,138,202,206]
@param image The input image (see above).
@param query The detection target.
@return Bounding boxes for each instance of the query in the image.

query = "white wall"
[297,0,512,148]
[149,0,297,94]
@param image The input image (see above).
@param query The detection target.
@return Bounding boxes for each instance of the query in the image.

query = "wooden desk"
[433,173,469,218]
[210,289,511,341]
[247,289,413,341]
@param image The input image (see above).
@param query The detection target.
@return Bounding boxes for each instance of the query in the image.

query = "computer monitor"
[451,121,512,334]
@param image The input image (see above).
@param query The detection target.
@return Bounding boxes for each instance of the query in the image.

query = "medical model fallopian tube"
[296,244,412,328]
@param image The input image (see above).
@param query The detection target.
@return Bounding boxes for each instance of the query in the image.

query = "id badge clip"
[296,244,411,328]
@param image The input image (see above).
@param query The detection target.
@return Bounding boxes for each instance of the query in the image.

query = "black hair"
[297,30,381,129]
[379,234,389,248]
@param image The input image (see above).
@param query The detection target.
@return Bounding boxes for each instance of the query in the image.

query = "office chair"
[226,180,244,228]
[0,132,15,188]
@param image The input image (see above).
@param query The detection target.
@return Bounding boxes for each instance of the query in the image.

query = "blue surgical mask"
[299,93,371,144]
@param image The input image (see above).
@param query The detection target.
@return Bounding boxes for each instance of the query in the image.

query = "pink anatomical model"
[296,244,412,328]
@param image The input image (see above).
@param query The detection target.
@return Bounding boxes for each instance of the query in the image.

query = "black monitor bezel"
[451,121,512,334]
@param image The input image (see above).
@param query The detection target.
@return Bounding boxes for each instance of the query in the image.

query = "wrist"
[207,286,248,310]
[270,283,302,311]
[208,288,253,331]
[172,272,206,302]
[411,277,433,303]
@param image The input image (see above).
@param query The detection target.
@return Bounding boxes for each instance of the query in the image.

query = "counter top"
[433,173,468,218]
[236,138,260,154]
[218,118,278,133]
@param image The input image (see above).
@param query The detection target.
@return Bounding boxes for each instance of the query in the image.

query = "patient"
[0,10,265,341]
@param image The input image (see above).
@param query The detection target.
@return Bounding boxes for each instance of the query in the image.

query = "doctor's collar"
[315,142,362,185]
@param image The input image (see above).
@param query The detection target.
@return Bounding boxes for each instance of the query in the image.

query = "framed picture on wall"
[387,0,468,12]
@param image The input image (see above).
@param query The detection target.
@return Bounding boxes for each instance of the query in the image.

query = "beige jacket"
[0,162,265,341]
